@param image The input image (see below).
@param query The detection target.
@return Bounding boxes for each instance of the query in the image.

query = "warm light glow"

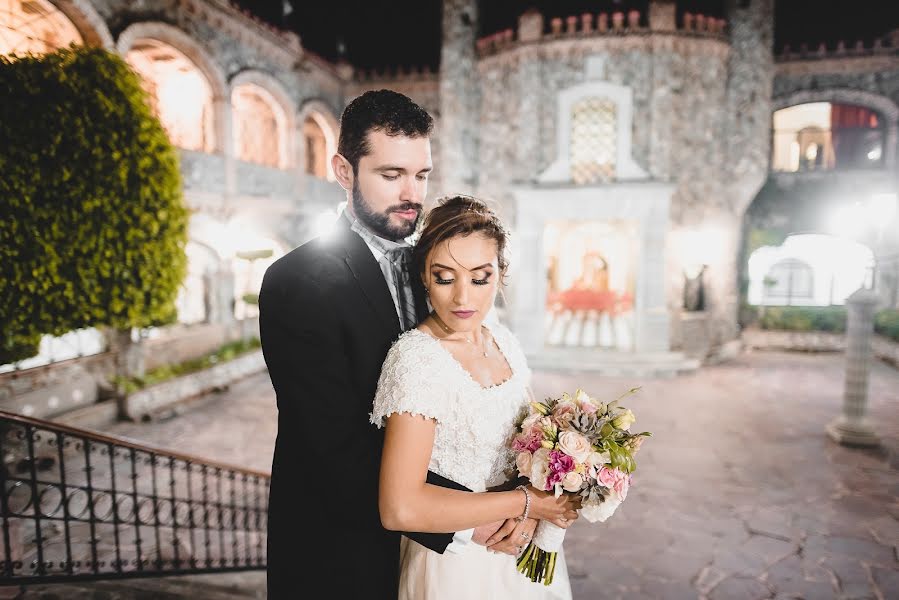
[126,40,214,152]
[747,234,873,306]
[867,145,883,161]
[675,227,728,279]
[1,0,82,56]
[233,84,289,169]
[827,202,867,238]
[871,192,898,228]
[312,208,340,238]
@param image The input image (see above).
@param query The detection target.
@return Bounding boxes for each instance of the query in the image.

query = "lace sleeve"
[370,332,446,428]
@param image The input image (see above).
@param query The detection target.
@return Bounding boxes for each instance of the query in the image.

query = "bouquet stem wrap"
[516,521,565,585]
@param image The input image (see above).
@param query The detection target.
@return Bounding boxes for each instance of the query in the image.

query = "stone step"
[527,349,701,377]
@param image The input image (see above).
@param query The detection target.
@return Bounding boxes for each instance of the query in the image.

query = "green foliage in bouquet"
[874,309,899,343]
[0,46,188,364]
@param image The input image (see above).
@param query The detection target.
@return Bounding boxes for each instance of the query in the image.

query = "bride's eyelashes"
[431,272,493,286]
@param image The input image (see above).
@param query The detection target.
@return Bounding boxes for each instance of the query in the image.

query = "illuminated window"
[570,97,617,184]
[0,0,82,56]
[304,116,328,178]
[233,84,288,169]
[764,258,814,302]
[126,39,214,152]
[772,103,884,172]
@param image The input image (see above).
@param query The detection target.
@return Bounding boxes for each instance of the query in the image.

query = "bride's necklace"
[430,311,490,358]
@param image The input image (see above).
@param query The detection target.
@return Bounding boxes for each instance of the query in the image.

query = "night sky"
[236,1,899,71]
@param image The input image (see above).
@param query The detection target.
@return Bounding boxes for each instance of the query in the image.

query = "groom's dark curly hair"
[337,89,434,174]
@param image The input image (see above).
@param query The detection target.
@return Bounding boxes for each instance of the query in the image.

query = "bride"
[370,195,575,599]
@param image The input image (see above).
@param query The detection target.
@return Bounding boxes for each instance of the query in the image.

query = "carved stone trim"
[52,0,114,49]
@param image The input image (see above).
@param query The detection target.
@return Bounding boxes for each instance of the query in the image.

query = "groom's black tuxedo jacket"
[259,216,469,599]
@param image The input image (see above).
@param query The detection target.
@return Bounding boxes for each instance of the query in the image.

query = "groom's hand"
[485,517,538,556]
[471,520,504,546]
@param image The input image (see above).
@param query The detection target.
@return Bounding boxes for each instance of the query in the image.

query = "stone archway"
[1,0,113,54]
[298,99,340,180]
[773,88,899,171]
[52,0,113,48]
[117,22,228,154]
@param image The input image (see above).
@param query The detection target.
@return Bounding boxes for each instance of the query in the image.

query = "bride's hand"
[527,486,581,528]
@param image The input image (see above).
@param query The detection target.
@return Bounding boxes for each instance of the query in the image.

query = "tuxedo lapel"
[334,218,402,338]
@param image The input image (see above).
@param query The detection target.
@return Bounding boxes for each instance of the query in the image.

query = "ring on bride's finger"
[560,517,567,522]
[520,532,531,540]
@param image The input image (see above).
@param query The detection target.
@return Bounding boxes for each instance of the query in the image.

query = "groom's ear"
[332,154,354,191]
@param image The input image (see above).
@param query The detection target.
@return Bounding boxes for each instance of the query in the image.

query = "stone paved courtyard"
[12,349,898,599]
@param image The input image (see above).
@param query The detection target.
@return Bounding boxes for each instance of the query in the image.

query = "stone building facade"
[3,0,898,381]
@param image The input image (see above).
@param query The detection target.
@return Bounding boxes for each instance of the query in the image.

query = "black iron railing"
[0,410,268,584]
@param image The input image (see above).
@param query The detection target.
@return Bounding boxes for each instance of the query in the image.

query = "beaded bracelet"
[514,484,531,522]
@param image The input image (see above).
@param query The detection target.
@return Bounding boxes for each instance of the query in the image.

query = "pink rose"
[597,466,617,488]
[614,472,631,499]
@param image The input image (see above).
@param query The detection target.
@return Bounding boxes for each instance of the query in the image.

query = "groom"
[260,90,489,599]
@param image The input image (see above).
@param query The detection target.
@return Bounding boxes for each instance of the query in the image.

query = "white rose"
[579,492,622,523]
[558,431,592,463]
[516,451,532,477]
[528,448,551,491]
[561,471,583,492]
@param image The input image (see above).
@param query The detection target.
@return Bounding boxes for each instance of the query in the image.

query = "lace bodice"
[370,321,532,492]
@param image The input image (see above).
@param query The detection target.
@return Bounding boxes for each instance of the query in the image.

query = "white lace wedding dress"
[371,320,572,600]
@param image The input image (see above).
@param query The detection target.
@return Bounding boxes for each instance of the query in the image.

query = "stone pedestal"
[827,288,881,447]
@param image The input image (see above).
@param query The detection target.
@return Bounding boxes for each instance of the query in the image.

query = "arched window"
[125,39,215,152]
[772,102,884,172]
[232,83,289,168]
[175,241,218,325]
[0,0,82,56]
[570,97,617,184]
[763,258,814,303]
[303,116,328,178]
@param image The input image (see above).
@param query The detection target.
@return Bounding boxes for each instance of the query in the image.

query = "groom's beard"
[352,180,421,241]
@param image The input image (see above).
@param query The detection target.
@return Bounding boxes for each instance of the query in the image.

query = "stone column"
[827,288,881,447]
[438,0,479,195]
[214,94,236,203]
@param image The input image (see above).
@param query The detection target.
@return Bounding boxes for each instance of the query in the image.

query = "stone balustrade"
[354,64,439,83]
[777,38,898,62]
[476,10,728,58]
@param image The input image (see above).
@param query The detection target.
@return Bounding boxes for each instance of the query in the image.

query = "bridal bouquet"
[512,387,650,585]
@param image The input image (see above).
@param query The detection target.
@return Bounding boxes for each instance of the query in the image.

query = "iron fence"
[0,410,268,584]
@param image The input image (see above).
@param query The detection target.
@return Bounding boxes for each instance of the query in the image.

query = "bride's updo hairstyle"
[412,195,509,283]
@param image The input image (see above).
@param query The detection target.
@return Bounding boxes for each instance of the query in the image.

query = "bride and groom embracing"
[259,90,579,599]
